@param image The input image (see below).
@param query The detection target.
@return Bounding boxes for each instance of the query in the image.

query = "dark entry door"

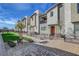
[51,26,55,35]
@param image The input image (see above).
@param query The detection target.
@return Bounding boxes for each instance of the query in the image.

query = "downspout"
[39,14,40,34]
[74,23,76,39]
[57,4,61,37]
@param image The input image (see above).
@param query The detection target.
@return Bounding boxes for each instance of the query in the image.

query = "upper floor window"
[50,11,53,17]
[77,4,79,13]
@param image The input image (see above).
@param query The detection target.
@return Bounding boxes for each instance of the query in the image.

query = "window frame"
[50,11,53,17]
[77,3,79,13]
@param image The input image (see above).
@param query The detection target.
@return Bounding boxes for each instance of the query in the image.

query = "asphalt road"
[6,43,78,56]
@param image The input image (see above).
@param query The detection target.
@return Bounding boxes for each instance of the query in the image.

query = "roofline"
[21,17,27,21]
[21,16,30,21]
[45,3,60,13]
[30,9,40,18]
[30,13,36,18]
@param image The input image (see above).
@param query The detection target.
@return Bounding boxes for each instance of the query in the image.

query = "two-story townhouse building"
[27,17,31,33]
[30,10,40,34]
[71,3,79,39]
[46,3,75,38]
[39,14,48,35]
[57,3,79,39]
[21,16,30,33]
[58,3,74,38]
[21,16,27,32]
[46,4,61,36]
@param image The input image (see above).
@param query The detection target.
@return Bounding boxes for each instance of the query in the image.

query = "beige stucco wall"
[71,3,79,22]
[36,13,40,33]
[22,19,26,31]
[46,26,51,35]
[30,15,36,26]
[55,25,60,34]
[30,14,36,33]
[46,6,59,35]
[59,4,65,35]
[47,6,58,25]
[64,3,74,38]
[30,10,40,34]
[22,17,29,32]
[71,3,79,38]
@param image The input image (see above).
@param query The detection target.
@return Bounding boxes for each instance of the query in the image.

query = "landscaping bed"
[2,32,20,42]
[23,36,34,43]
[2,32,34,47]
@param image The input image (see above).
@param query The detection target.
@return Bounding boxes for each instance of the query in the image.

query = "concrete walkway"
[31,36,79,55]
[0,34,6,56]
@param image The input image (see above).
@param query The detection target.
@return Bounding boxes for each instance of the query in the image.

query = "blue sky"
[0,3,54,29]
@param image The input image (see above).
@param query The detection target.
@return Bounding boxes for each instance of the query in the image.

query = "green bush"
[2,32,33,43]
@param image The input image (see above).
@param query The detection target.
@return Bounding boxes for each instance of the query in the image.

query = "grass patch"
[23,36,34,42]
[2,32,34,43]
[2,32,20,42]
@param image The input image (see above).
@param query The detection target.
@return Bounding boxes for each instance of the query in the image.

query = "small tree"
[15,21,26,43]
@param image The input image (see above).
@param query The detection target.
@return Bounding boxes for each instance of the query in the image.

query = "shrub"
[23,36,34,43]
[7,41,16,47]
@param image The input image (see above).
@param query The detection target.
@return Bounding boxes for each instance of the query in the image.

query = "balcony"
[40,14,47,24]
[40,19,47,24]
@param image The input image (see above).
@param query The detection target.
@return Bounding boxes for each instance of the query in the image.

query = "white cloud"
[0,18,18,25]
[5,21,15,24]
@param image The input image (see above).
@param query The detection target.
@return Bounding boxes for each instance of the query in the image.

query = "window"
[41,27,46,30]
[75,23,79,31]
[50,11,53,17]
[77,4,79,13]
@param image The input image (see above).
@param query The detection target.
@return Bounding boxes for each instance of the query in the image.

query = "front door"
[51,26,55,35]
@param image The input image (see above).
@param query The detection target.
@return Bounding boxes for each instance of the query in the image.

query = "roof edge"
[45,3,59,13]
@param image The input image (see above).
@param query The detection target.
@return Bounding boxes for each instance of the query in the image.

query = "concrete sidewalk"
[31,36,79,55]
[0,34,7,56]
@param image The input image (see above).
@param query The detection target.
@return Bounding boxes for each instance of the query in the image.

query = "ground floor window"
[74,23,79,38]
[41,27,46,30]
[77,3,79,13]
